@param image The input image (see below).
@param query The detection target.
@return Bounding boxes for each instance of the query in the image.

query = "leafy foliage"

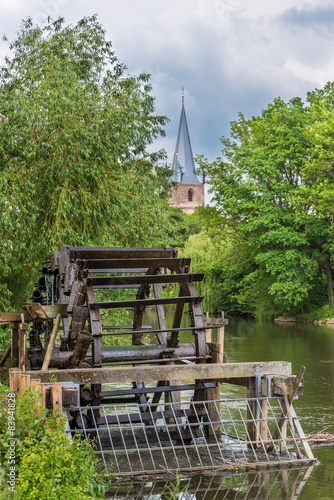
[198,89,334,316]
[0,383,109,499]
[0,16,172,310]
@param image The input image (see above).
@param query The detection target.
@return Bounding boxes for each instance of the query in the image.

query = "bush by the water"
[0,383,110,499]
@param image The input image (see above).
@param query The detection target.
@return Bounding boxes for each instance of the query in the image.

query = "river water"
[106,317,334,499]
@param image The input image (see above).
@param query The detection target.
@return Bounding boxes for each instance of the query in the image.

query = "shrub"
[0,383,110,499]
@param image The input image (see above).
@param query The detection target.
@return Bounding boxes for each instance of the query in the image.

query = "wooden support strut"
[0,345,11,367]
[41,313,62,371]
[267,365,306,452]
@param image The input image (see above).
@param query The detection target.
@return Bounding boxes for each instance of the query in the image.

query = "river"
[106,317,334,499]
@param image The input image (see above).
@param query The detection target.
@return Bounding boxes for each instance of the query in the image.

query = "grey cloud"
[279,4,334,28]
[1,0,334,164]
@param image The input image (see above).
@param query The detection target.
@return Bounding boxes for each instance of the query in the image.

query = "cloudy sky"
[1,0,334,165]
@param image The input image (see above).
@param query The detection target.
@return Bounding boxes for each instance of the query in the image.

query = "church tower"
[168,89,204,214]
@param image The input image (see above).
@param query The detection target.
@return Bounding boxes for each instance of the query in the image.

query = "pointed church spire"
[172,87,200,184]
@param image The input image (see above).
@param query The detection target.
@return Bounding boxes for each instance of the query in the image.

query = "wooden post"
[19,315,28,370]
[42,313,62,371]
[10,323,19,367]
[259,399,268,445]
[216,311,225,363]
[9,368,21,393]
[30,378,45,408]
[205,386,222,436]
[205,311,225,436]
[279,421,287,453]
[51,384,63,416]
[30,378,42,390]
[30,379,45,408]
[205,311,212,343]
[19,374,31,394]
[247,377,258,449]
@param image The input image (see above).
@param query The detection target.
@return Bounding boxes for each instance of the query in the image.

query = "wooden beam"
[70,247,176,260]
[90,296,204,310]
[25,361,292,384]
[0,304,68,324]
[41,313,62,371]
[88,273,204,287]
[0,345,11,367]
[78,257,190,270]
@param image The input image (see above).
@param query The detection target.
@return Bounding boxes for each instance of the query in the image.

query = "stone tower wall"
[168,182,204,214]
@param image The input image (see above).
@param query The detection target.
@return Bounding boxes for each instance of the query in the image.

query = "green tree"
[200,95,333,315]
[0,16,172,310]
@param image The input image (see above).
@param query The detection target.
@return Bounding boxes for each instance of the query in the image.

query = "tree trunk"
[324,255,334,309]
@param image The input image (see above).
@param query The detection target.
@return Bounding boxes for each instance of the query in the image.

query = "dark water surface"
[107,317,334,499]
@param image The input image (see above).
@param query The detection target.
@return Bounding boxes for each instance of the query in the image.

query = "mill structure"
[168,88,204,213]
[1,246,315,477]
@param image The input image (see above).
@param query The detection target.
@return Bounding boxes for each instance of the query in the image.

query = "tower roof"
[171,91,201,184]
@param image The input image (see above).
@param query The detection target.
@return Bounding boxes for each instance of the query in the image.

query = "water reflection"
[106,467,314,499]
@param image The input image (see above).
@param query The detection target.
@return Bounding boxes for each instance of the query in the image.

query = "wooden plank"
[9,368,21,393]
[0,304,68,324]
[88,273,204,287]
[90,296,204,310]
[78,258,191,270]
[21,303,49,319]
[51,384,63,416]
[70,247,176,260]
[26,361,292,384]
[19,374,31,394]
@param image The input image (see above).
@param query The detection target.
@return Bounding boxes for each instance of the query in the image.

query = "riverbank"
[274,312,334,326]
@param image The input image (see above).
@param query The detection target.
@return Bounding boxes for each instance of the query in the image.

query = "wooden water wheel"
[1,247,226,436]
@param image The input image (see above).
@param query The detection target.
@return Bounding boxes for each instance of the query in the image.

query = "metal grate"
[65,397,314,477]
[105,466,314,499]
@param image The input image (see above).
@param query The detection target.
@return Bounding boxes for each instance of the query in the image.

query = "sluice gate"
[0,247,315,476]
